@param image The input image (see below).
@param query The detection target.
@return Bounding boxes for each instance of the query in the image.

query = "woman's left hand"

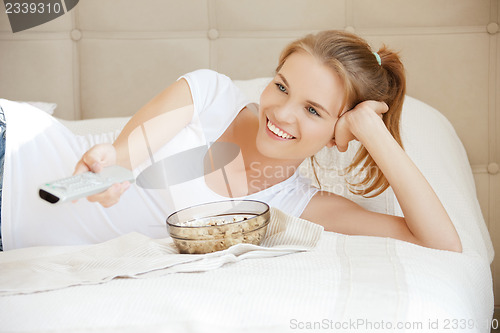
[333,100,389,152]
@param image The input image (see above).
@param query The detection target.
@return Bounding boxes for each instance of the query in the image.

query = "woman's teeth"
[267,120,294,139]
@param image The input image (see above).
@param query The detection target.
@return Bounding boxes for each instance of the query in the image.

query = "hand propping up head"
[333,100,389,152]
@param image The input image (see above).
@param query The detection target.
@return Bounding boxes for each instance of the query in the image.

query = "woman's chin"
[255,136,280,158]
[255,136,293,161]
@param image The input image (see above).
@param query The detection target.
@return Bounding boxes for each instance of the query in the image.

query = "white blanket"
[0,208,323,296]
[0,231,493,333]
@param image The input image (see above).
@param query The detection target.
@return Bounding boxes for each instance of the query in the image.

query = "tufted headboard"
[1,0,500,303]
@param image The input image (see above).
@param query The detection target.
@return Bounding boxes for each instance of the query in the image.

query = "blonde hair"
[276,30,406,197]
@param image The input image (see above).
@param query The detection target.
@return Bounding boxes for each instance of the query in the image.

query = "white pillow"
[58,117,130,136]
[18,101,57,115]
[397,96,493,261]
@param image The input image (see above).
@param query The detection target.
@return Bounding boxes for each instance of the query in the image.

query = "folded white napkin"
[0,208,323,295]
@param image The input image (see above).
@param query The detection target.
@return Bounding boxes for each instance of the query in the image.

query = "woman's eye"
[307,106,320,117]
[275,83,287,93]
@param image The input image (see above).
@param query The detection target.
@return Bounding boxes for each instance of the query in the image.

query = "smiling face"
[256,51,346,163]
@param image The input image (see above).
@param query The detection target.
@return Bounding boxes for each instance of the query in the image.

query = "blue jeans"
[0,106,5,251]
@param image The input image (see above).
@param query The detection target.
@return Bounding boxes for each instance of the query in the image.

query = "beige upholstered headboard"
[1,0,499,302]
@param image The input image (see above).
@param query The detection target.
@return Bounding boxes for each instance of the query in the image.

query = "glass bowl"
[166,200,270,254]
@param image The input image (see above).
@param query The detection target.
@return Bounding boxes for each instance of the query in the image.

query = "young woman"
[0,30,462,252]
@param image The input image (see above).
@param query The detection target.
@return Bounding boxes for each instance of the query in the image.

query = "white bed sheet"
[0,83,494,333]
[0,233,492,333]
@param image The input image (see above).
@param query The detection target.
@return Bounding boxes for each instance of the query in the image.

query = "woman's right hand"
[73,143,131,207]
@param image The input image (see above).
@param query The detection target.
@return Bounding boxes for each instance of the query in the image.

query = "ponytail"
[345,45,406,197]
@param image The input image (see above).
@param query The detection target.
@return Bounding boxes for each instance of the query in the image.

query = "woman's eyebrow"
[277,72,333,117]
[277,73,290,88]
[307,100,332,117]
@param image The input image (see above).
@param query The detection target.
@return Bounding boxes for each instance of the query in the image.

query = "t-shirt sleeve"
[178,69,250,144]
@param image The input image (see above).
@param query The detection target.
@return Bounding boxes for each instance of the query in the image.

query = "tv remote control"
[39,165,135,204]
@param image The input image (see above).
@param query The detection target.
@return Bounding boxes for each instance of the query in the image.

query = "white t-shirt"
[0,69,318,250]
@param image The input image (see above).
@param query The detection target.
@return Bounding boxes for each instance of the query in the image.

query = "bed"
[0,1,497,332]
[0,80,495,332]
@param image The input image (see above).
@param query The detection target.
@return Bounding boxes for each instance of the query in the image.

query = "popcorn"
[179,215,248,227]
[166,201,270,254]
[169,214,268,254]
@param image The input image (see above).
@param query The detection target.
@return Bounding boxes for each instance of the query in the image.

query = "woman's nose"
[274,102,296,123]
